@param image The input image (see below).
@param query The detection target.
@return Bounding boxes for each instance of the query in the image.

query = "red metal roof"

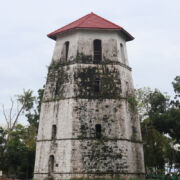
[47,12,134,41]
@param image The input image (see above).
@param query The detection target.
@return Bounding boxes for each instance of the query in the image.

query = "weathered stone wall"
[34,29,145,179]
[34,99,144,179]
[34,100,73,175]
[43,64,133,101]
[51,30,129,65]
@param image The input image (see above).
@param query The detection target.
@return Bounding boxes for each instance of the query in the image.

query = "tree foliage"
[0,88,44,179]
[136,76,180,173]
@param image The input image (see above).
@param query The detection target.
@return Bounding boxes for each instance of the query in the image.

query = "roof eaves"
[48,27,134,41]
[121,28,134,41]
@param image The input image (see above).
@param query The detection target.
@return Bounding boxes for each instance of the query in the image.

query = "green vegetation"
[0,88,44,179]
[136,76,180,173]
[70,178,144,180]
[127,95,138,112]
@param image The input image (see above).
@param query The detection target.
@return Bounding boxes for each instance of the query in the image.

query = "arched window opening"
[120,43,125,63]
[95,124,101,138]
[49,155,55,172]
[126,81,129,96]
[61,41,69,62]
[65,41,69,61]
[94,78,100,93]
[93,39,102,63]
[52,125,56,140]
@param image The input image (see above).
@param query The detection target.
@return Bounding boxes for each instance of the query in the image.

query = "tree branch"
[9,98,14,129]
[2,104,9,129]
[11,104,24,131]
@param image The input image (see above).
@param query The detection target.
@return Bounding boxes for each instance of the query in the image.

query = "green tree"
[2,124,35,178]
[151,77,180,144]
[172,76,180,97]
[25,88,44,129]
[136,82,180,173]
[0,88,44,179]
[0,127,7,170]
[2,89,35,153]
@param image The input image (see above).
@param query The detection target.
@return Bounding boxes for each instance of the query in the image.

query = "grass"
[70,178,146,180]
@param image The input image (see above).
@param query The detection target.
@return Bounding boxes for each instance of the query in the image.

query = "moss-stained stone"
[76,52,93,64]
[70,98,143,175]
[72,99,128,139]
[74,65,122,99]
[79,140,125,173]
[127,95,137,113]
[46,54,132,71]
[43,61,70,101]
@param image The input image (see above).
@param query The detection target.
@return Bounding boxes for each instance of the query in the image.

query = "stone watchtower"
[34,13,145,179]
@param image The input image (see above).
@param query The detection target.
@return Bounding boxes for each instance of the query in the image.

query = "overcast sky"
[0,0,180,125]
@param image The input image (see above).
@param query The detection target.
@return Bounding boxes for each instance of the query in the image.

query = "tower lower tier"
[34,99,145,179]
[34,139,144,180]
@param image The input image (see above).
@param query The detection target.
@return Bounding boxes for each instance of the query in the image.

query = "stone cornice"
[36,137,142,144]
[49,60,132,71]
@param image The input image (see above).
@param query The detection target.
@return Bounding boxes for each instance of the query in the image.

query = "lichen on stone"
[43,61,70,101]
[74,65,122,100]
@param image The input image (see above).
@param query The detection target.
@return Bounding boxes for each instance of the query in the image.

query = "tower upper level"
[48,12,134,41]
[48,13,134,67]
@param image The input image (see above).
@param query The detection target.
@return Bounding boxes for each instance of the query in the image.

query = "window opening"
[93,40,102,63]
[94,78,100,93]
[52,125,56,140]
[120,43,125,63]
[61,41,69,62]
[95,124,101,138]
[65,41,69,61]
[49,155,54,172]
[126,81,129,95]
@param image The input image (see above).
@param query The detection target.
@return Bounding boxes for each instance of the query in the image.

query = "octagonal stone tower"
[34,12,145,180]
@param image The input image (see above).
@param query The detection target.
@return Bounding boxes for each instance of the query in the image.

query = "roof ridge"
[92,12,122,29]
[76,13,92,27]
